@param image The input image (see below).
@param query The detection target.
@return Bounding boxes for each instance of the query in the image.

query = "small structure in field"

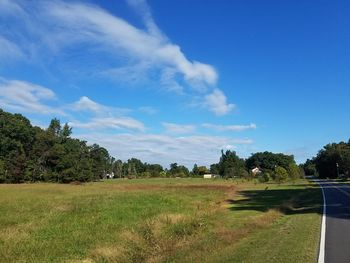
[105,172,114,179]
[251,167,262,176]
[203,174,218,179]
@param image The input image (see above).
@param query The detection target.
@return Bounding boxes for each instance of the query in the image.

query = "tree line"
[0,109,303,183]
[301,140,350,178]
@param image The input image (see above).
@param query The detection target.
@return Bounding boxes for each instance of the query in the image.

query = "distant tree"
[61,123,72,138]
[192,164,199,176]
[274,166,288,183]
[217,150,246,178]
[210,163,220,175]
[113,160,123,178]
[246,151,295,171]
[197,166,208,175]
[302,159,316,175]
[314,141,350,178]
[47,118,61,136]
[0,159,6,183]
[168,163,189,177]
[288,163,301,181]
[90,144,110,179]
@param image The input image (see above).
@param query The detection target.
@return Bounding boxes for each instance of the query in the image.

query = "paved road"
[319,180,350,263]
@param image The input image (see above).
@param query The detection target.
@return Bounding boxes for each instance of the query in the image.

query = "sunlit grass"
[0,179,321,262]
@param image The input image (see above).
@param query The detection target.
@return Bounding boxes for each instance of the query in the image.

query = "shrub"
[274,166,288,183]
[258,172,271,183]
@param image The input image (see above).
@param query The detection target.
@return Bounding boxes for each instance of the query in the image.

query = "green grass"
[0,178,322,262]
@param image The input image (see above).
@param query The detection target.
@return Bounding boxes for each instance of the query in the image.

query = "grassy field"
[0,178,322,263]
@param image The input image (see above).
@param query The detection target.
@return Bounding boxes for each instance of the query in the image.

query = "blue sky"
[0,0,349,168]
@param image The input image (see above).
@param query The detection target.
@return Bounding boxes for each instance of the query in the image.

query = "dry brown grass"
[99,182,236,193]
[89,246,126,262]
[215,209,282,244]
[88,212,207,263]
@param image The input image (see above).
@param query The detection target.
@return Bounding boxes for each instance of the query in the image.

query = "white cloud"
[69,117,145,132]
[203,89,235,115]
[203,123,257,132]
[0,77,63,114]
[162,122,196,134]
[71,96,105,113]
[76,133,253,168]
[70,96,131,116]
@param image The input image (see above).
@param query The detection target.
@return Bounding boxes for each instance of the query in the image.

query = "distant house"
[251,167,262,176]
[203,174,218,179]
[106,172,114,179]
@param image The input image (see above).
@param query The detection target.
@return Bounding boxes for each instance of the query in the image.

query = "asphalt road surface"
[319,180,350,263]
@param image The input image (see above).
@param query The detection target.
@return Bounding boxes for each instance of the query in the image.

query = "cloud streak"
[162,122,196,134]
[203,123,257,132]
[0,36,23,60]
[69,117,145,132]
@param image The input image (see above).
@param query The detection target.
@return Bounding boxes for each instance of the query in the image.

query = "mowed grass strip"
[0,179,322,262]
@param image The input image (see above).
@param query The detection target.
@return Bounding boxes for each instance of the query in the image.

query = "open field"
[0,179,322,263]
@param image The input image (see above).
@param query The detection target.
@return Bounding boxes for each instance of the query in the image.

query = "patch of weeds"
[121,213,207,262]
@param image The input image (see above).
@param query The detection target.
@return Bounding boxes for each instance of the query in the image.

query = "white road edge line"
[318,182,326,263]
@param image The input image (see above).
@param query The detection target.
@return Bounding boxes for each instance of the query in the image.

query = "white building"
[203,174,218,179]
[106,172,114,179]
[251,167,262,176]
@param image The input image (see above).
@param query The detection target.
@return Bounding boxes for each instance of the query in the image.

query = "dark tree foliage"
[168,163,190,177]
[313,141,350,178]
[210,150,247,178]
[302,159,317,175]
[0,109,112,183]
[245,151,295,171]
[191,164,208,177]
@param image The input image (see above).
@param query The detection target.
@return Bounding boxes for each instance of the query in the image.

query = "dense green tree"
[90,144,110,179]
[246,151,295,171]
[314,141,350,178]
[0,109,118,183]
[217,150,246,178]
[192,164,199,176]
[210,163,220,175]
[47,118,61,136]
[61,123,72,139]
[168,163,189,177]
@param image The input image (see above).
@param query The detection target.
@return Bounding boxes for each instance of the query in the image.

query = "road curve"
[318,180,350,263]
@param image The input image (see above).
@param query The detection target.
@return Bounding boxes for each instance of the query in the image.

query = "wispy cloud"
[39,1,217,88]
[162,122,196,134]
[0,77,63,114]
[203,123,257,132]
[0,36,23,60]
[69,117,145,132]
